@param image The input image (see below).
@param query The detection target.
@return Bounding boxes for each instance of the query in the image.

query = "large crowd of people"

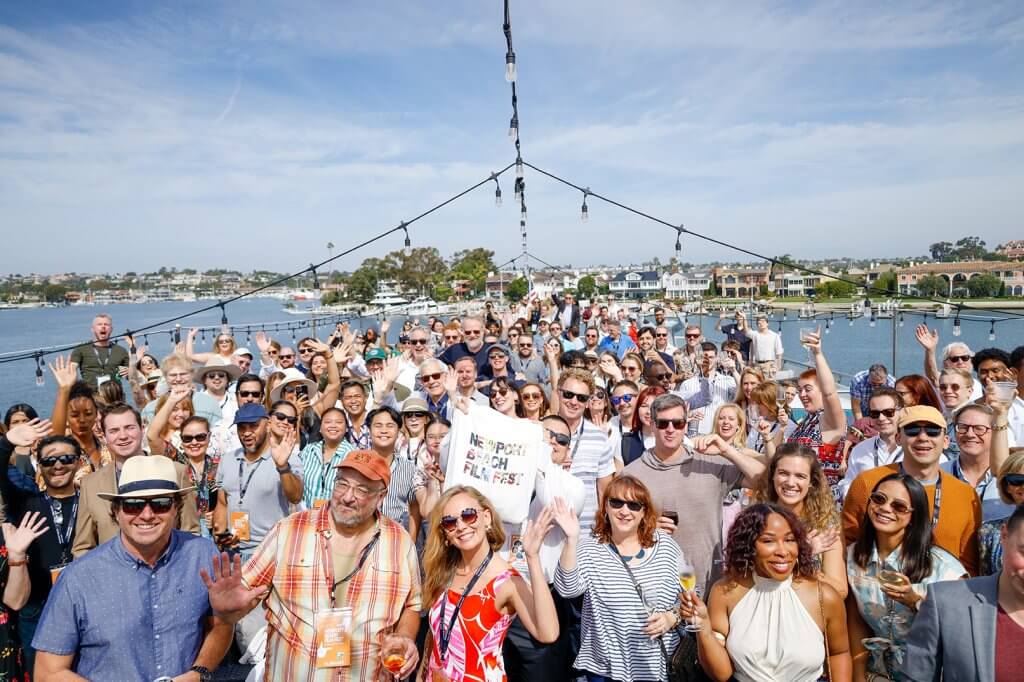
[0,299,1022,681]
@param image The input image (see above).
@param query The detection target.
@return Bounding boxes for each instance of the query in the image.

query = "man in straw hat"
[34,455,232,681]
[194,356,243,424]
[202,448,422,681]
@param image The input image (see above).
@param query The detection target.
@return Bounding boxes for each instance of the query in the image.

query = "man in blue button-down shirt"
[33,456,232,681]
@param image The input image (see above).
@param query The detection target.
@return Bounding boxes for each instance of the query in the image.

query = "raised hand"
[200,553,270,622]
[806,527,839,556]
[271,428,296,467]
[914,323,938,351]
[48,355,79,389]
[4,419,53,447]
[549,496,580,541]
[254,331,272,353]
[188,327,198,340]
[3,511,49,561]
[443,368,458,397]
[802,329,822,354]
[521,506,556,558]
[168,384,193,404]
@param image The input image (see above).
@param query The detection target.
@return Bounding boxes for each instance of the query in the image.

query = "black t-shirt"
[720,323,752,361]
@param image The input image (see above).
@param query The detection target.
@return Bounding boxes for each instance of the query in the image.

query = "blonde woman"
[186,328,237,364]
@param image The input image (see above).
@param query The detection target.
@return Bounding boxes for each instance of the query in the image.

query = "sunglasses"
[420,372,443,382]
[120,497,175,515]
[1004,474,1024,487]
[868,408,897,419]
[656,418,686,430]
[685,333,701,339]
[440,507,480,531]
[560,389,591,403]
[491,387,510,398]
[868,491,913,516]
[591,392,606,401]
[608,497,644,512]
[655,333,669,337]
[444,335,461,341]
[237,390,263,399]
[902,424,944,437]
[279,354,295,360]
[521,392,543,400]
[946,354,972,363]
[955,423,992,436]
[39,454,80,467]
[519,343,533,349]
[299,348,316,355]
[938,383,962,391]
[463,330,483,336]
[653,373,673,382]
[181,432,209,444]
[546,429,571,447]
[409,339,428,346]
[272,411,299,425]
[403,412,427,420]
[205,372,228,380]
[611,394,636,406]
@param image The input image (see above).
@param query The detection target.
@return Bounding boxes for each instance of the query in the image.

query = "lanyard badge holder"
[314,530,380,668]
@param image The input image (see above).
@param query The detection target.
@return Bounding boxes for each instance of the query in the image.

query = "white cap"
[233,347,254,358]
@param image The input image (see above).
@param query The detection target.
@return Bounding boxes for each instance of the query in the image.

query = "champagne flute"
[381,635,406,680]
[877,569,908,626]
[679,558,702,633]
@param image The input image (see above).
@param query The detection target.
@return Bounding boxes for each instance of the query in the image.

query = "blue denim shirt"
[33,530,217,681]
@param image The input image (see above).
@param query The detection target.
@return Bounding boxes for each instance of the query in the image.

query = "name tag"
[50,564,69,585]
[230,511,251,542]
[313,499,328,510]
[314,607,353,668]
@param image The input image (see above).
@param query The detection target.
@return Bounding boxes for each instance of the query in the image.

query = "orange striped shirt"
[242,506,422,681]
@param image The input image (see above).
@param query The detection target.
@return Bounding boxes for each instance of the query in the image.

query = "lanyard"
[92,344,112,371]
[186,457,210,500]
[320,528,381,609]
[438,551,493,662]
[570,420,585,460]
[44,492,79,559]
[319,444,340,492]
[900,464,943,528]
[237,456,265,503]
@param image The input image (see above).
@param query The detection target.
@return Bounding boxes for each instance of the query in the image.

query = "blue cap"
[233,403,269,425]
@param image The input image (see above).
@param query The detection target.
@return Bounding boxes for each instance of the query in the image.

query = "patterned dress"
[979,515,1008,576]
[789,410,845,506]
[0,542,26,680]
[428,569,519,682]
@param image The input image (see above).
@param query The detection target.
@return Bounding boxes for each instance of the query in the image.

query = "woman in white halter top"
[681,503,853,682]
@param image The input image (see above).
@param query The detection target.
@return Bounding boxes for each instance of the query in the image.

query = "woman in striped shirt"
[554,474,682,682]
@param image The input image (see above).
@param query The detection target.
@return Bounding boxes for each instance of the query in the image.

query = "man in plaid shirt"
[202,449,421,681]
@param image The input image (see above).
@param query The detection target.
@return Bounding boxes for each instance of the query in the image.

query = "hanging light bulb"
[782,309,788,321]
[520,202,527,221]
[989,320,996,341]
[143,334,149,344]
[952,312,961,337]
[505,51,517,82]
[246,327,251,342]
[675,232,682,257]
[219,304,229,334]
[869,311,877,328]
[508,114,519,140]
[201,328,206,342]
[35,354,44,387]
[494,185,502,207]
[515,157,524,178]
[520,219,526,234]
[898,312,905,327]
[174,324,182,344]
[581,197,589,222]
[401,223,411,256]
[514,178,523,202]
[824,319,831,334]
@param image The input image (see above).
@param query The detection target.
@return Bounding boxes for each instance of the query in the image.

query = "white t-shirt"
[746,329,783,362]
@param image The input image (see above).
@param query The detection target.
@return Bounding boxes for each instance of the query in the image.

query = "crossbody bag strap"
[817,579,831,681]
[608,546,674,671]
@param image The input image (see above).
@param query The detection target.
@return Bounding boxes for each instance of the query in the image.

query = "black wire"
[523,161,1024,321]
[0,163,514,366]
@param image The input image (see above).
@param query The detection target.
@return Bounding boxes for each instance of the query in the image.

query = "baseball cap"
[233,347,254,359]
[365,348,387,362]
[488,343,511,358]
[897,405,946,430]
[233,403,269,425]
[336,449,392,487]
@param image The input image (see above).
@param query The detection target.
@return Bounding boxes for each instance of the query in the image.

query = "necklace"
[611,543,646,562]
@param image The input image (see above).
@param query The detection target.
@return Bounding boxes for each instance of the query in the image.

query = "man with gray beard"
[202,449,422,680]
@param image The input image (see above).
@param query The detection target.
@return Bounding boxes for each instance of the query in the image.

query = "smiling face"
[139,355,158,373]
[103,410,143,459]
[715,406,741,441]
[772,455,811,509]
[488,351,508,373]
[269,403,297,439]
[38,440,80,490]
[955,408,993,459]
[753,512,799,580]
[867,479,914,536]
[441,492,491,553]
[321,410,346,444]
[331,468,386,529]
[741,374,760,399]
[868,394,901,438]
[237,419,269,454]
[180,420,210,460]
[612,387,637,422]
[558,378,590,423]
[637,330,654,351]
[899,421,949,469]
[370,411,400,452]
[310,355,328,378]
[605,490,644,537]
[938,372,972,408]
[652,404,686,451]
[1000,521,1024,599]
[489,383,517,415]
[584,328,599,348]
[425,421,449,458]
[978,358,1015,388]
[116,495,180,558]
[203,370,229,395]
[797,378,822,412]
[168,402,191,430]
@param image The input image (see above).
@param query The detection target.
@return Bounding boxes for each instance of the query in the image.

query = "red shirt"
[996,605,1024,682]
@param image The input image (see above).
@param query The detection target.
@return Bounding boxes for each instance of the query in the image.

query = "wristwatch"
[276,464,292,474]
[190,666,212,682]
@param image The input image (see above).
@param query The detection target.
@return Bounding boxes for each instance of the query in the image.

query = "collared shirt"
[33,531,217,681]
[676,372,738,435]
[839,436,903,499]
[242,507,422,682]
[216,446,303,551]
[508,353,549,384]
[849,370,897,415]
[381,454,421,527]
[941,458,1015,522]
[596,334,638,360]
[298,440,354,509]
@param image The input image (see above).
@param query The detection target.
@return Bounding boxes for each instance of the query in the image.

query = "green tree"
[929,241,954,261]
[346,266,380,304]
[816,280,857,299]
[393,247,449,295]
[953,236,987,261]
[505,277,528,301]
[434,284,454,301]
[916,274,948,297]
[43,284,69,303]
[450,248,496,295]
[577,275,597,299]
[870,270,898,296]
[966,273,1001,298]
[706,280,718,297]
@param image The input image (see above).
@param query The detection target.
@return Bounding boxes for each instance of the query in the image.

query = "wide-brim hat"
[193,357,242,383]
[98,455,195,501]
[269,368,318,402]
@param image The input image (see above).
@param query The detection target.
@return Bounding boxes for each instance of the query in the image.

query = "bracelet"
[993,422,1009,432]
[276,464,291,474]
[7,558,27,567]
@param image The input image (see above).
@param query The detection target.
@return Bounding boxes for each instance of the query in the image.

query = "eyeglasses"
[165,371,191,381]
[655,333,668,337]
[205,372,228,381]
[268,349,279,356]
[521,392,543,401]
[947,354,972,363]
[334,479,383,499]
[868,491,913,515]
[655,418,686,430]
[902,424,943,438]
[685,333,701,339]
[120,497,175,515]
[420,372,443,382]
[546,429,571,447]
[237,390,263,399]
[611,394,635,406]
[272,411,298,425]
[560,389,591,403]
[440,507,479,531]
[39,454,80,467]
[463,329,483,336]
[1004,474,1024,487]
[938,383,962,391]
[868,408,897,419]
[955,423,992,436]
[607,497,644,512]
[181,433,210,444]
[409,339,428,346]
[279,354,295,360]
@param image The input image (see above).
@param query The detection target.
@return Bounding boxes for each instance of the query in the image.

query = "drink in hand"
[679,570,696,593]
[383,654,405,673]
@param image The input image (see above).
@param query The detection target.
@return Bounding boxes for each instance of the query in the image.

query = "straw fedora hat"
[97,455,196,500]
[193,357,242,383]
[269,368,318,403]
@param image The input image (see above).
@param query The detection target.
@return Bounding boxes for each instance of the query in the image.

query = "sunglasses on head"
[1004,474,1024,487]
[560,389,591,403]
[237,390,262,399]
[656,418,686,430]
[868,408,897,419]
[272,411,298,425]
[947,354,971,363]
[120,497,175,515]
[546,429,571,447]
[181,432,209,444]
[39,454,80,467]
[608,497,644,512]
[440,507,480,531]
[420,372,443,382]
[611,394,635,406]
[868,491,913,515]
[902,423,943,437]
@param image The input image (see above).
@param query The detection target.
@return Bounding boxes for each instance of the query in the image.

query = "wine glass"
[799,327,816,361]
[381,635,406,680]
[679,558,702,633]
[876,570,908,626]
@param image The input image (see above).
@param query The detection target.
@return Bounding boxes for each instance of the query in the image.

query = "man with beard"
[438,316,493,373]
[201,449,422,681]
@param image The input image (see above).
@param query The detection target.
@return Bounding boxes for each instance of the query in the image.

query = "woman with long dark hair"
[894,374,942,411]
[684,503,851,682]
[846,473,966,681]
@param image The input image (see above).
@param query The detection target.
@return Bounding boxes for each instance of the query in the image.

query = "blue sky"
[1,0,1022,274]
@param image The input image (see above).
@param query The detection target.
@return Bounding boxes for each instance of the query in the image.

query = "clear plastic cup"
[992,381,1017,402]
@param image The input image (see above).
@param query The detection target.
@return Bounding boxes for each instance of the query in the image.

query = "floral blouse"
[979,516,1008,576]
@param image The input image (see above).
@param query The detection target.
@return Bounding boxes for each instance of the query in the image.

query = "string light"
[514,178,523,202]
[581,189,590,223]
[675,225,683,257]
[520,202,527,221]
[898,312,904,327]
[492,173,502,207]
[952,310,962,337]
[824,317,831,334]
[35,353,44,387]
[505,51,516,83]
[401,222,412,256]
[869,310,877,328]
[515,156,524,179]
[989,320,996,341]
[219,303,229,334]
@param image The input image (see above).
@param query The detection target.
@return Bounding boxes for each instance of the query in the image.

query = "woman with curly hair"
[846,473,966,681]
[554,474,683,682]
[683,503,852,682]
[752,444,848,597]
[422,486,557,682]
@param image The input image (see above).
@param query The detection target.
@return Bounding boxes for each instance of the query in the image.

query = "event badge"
[230,511,251,542]
[49,563,69,585]
[314,607,353,668]
[96,375,110,387]
[313,499,328,509]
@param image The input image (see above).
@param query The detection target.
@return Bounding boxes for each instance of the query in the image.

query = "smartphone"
[295,386,309,398]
